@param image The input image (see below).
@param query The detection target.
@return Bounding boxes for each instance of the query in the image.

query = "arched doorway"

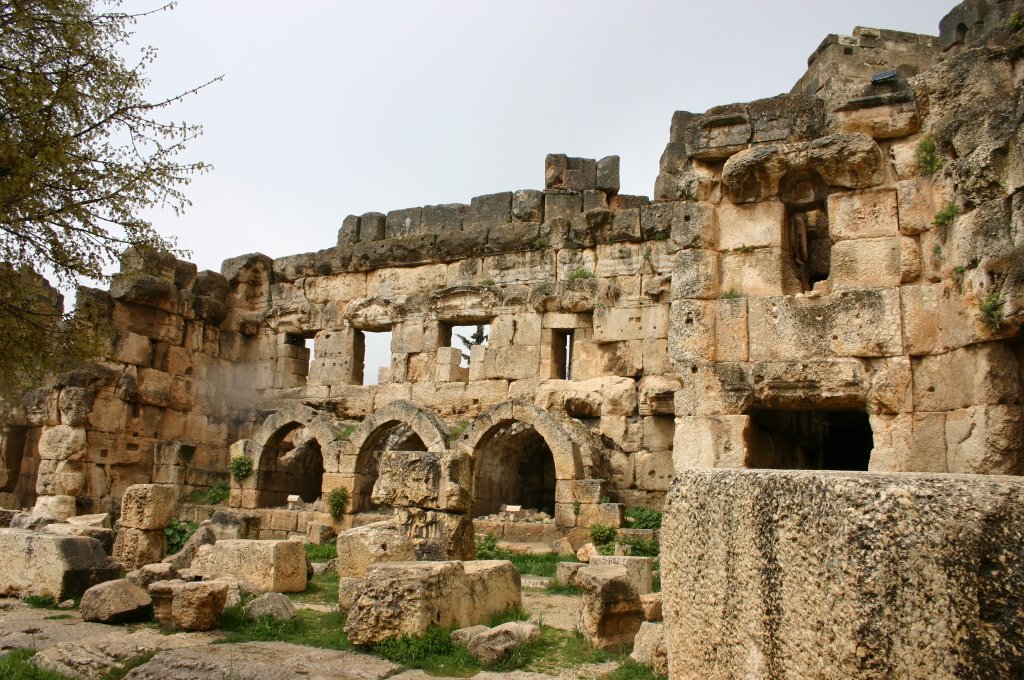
[254,422,325,507]
[471,420,556,516]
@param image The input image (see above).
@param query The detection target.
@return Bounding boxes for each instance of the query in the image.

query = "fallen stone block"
[336,520,416,578]
[662,469,1024,679]
[245,592,297,621]
[80,579,153,624]
[467,621,540,664]
[451,624,490,645]
[551,537,574,554]
[344,560,521,645]
[338,576,362,611]
[171,581,228,631]
[555,561,585,587]
[590,555,654,595]
[576,564,643,650]
[148,579,186,627]
[162,522,215,570]
[190,539,307,592]
[119,484,176,529]
[42,522,115,554]
[629,621,668,676]
[640,592,662,621]
[0,528,120,600]
[576,542,598,562]
[113,527,166,570]
[31,494,76,521]
[126,562,180,589]
[67,513,112,529]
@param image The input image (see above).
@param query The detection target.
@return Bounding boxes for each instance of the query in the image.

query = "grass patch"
[619,536,660,557]
[23,595,58,609]
[721,289,741,300]
[544,580,583,596]
[288,571,339,605]
[514,626,611,675]
[218,606,353,650]
[488,604,531,627]
[508,552,577,578]
[0,649,76,680]
[98,650,158,680]
[373,625,479,677]
[304,542,337,561]
[42,614,74,620]
[606,659,668,680]
[624,507,662,529]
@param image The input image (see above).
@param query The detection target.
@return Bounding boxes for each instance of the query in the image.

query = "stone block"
[591,555,654,595]
[827,188,899,241]
[190,539,307,592]
[113,527,166,570]
[172,581,228,631]
[716,200,785,251]
[544,193,583,221]
[670,249,719,300]
[466,192,513,231]
[0,528,120,600]
[344,560,521,645]
[31,494,77,521]
[630,621,668,675]
[359,212,386,240]
[120,484,177,530]
[385,207,422,239]
[576,564,643,650]
[335,520,416,579]
[640,592,663,621]
[896,179,936,235]
[421,203,466,234]
[80,579,153,624]
[719,247,801,297]
[668,299,715,363]
[556,561,586,586]
[597,156,620,193]
[715,297,748,361]
[833,97,919,140]
[662,469,1024,680]
[371,450,472,512]
[512,190,544,223]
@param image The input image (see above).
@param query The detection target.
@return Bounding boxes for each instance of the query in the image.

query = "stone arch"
[339,400,450,512]
[458,400,593,517]
[243,403,349,508]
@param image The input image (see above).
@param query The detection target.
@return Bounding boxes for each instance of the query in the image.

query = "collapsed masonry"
[2,0,1024,548]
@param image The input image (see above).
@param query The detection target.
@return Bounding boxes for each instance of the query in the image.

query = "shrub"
[447,421,468,443]
[734,244,755,254]
[589,524,617,546]
[619,536,660,557]
[326,487,349,518]
[480,278,496,286]
[980,291,1004,330]
[624,507,662,529]
[653,230,668,241]
[206,481,229,505]
[916,135,942,175]
[475,532,510,560]
[1010,11,1024,31]
[568,267,593,280]
[932,202,960,236]
[23,595,58,609]
[165,517,198,555]
[230,455,253,482]
[721,289,741,300]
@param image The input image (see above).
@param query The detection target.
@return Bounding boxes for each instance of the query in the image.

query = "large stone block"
[113,527,166,570]
[120,484,177,530]
[576,564,643,650]
[335,520,416,579]
[716,200,785,251]
[590,555,654,595]
[190,539,307,592]
[830,236,901,291]
[662,469,1024,679]
[0,528,120,600]
[827,188,899,241]
[344,560,520,645]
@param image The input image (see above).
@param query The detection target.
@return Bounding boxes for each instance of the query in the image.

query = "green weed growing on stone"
[165,518,198,555]
[980,291,1004,330]
[589,524,617,546]
[916,135,942,175]
[229,455,253,482]
[624,507,662,529]
[569,267,593,280]
[326,487,349,518]
[932,202,960,236]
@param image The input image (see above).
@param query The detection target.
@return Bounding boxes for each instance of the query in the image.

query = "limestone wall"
[2,0,1023,521]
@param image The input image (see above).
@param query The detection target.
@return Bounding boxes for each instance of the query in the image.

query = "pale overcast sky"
[124,0,955,275]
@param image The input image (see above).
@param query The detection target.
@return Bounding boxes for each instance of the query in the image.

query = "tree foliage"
[0,0,215,402]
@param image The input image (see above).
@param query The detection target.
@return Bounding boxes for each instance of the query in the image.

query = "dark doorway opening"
[748,409,873,471]
[472,422,556,516]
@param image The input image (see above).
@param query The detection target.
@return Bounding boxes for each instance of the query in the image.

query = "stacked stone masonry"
[1,0,1023,547]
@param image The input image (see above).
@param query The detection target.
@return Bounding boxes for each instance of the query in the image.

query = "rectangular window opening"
[446,323,490,368]
[352,328,392,386]
[552,329,574,380]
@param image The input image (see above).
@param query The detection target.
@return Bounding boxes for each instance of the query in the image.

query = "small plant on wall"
[230,455,253,482]
[327,487,349,518]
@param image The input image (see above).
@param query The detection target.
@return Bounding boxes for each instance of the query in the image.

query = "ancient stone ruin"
[2,0,1024,676]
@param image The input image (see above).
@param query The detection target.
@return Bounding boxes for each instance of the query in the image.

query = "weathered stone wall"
[1,0,1022,526]
[661,468,1024,679]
